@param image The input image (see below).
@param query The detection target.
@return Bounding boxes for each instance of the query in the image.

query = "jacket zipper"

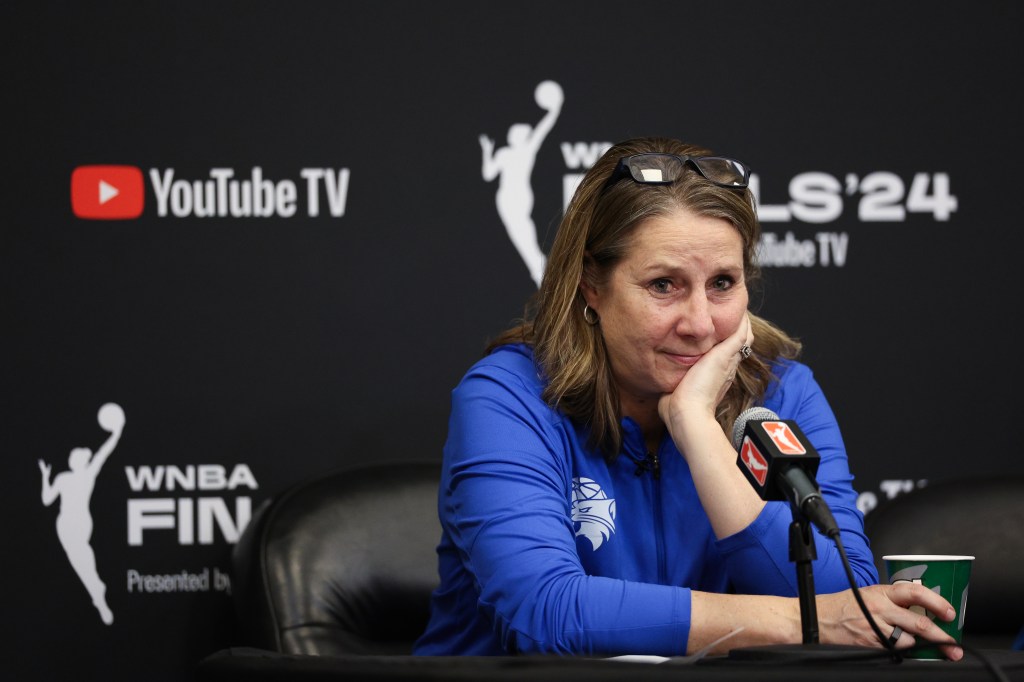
[649,449,667,582]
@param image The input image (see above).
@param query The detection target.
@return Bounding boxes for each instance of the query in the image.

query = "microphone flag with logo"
[732,407,838,537]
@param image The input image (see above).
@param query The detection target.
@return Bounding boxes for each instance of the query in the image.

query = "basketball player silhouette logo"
[38,402,124,625]
[479,80,563,288]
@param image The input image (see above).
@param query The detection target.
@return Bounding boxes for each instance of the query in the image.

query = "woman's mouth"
[664,351,702,367]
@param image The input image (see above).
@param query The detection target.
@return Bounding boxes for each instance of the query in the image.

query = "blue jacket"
[414,344,877,656]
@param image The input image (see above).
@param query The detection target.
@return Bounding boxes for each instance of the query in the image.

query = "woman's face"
[582,207,748,417]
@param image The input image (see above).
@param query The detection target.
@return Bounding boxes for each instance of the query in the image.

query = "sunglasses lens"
[626,155,678,184]
[695,157,749,187]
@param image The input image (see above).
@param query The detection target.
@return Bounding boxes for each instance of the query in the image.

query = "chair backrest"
[231,460,442,655]
[863,474,1024,642]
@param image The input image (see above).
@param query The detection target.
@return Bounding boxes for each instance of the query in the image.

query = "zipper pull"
[634,451,661,479]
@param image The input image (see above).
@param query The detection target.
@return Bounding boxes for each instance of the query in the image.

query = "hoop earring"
[583,304,599,326]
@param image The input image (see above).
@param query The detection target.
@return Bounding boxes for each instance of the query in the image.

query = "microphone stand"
[790,505,820,644]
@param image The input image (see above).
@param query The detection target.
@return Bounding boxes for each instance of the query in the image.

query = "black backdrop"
[4,1,1022,679]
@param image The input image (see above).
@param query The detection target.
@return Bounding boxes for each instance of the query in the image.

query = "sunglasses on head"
[601,153,751,193]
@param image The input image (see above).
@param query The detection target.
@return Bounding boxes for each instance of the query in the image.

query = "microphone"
[732,407,839,537]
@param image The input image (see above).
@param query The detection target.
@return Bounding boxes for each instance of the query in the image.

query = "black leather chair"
[230,460,443,655]
[863,474,1024,649]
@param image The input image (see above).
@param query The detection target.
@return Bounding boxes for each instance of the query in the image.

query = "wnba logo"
[38,403,125,625]
[479,80,564,288]
[760,421,807,455]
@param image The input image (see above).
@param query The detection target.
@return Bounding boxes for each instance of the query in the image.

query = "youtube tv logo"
[71,165,145,219]
[68,164,352,220]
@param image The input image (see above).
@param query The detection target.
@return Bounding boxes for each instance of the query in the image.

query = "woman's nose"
[674,294,715,337]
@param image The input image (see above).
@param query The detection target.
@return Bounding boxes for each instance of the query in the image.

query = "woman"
[414,137,959,659]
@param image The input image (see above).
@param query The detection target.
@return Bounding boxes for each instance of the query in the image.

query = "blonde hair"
[489,137,801,457]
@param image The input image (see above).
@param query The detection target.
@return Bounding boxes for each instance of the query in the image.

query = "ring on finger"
[887,625,902,647]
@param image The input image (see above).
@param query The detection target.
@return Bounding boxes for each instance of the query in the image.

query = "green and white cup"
[883,554,974,660]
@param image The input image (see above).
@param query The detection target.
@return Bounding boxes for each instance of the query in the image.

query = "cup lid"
[882,554,975,561]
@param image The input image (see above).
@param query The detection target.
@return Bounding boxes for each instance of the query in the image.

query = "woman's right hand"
[818,582,963,660]
[658,313,753,432]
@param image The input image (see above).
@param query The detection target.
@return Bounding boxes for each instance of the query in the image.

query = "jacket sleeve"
[440,362,692,655]
[715,361,879,595]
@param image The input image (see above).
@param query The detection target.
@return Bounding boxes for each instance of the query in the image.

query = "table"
[196,646,1024,682]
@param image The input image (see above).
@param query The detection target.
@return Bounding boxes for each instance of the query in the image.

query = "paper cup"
[883,554,974,660]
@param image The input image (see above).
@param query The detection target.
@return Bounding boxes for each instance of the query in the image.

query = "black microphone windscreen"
[731,406,779,449]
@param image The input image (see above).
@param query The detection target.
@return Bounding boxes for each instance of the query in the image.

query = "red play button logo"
[71,165,145,219]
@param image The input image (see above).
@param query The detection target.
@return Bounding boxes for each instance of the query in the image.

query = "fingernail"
[952,646,963,661]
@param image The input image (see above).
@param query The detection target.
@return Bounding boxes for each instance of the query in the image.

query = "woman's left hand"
[818,583,963,660]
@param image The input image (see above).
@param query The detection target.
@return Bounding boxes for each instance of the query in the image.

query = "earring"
[583,304,599,326]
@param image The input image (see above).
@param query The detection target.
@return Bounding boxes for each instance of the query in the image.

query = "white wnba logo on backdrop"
[38,402,124,625]
[479,80,564,288]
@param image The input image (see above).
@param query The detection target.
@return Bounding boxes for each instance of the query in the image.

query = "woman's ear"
[579,253,599,308]
[578,279,598,309]
[581,280,598,307]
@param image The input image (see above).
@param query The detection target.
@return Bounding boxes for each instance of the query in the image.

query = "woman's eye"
[712,275,734,291]
[649,278,673,294]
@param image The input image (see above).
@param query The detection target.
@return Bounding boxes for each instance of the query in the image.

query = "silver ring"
[887,625,902,647]
[739,344,752,359]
